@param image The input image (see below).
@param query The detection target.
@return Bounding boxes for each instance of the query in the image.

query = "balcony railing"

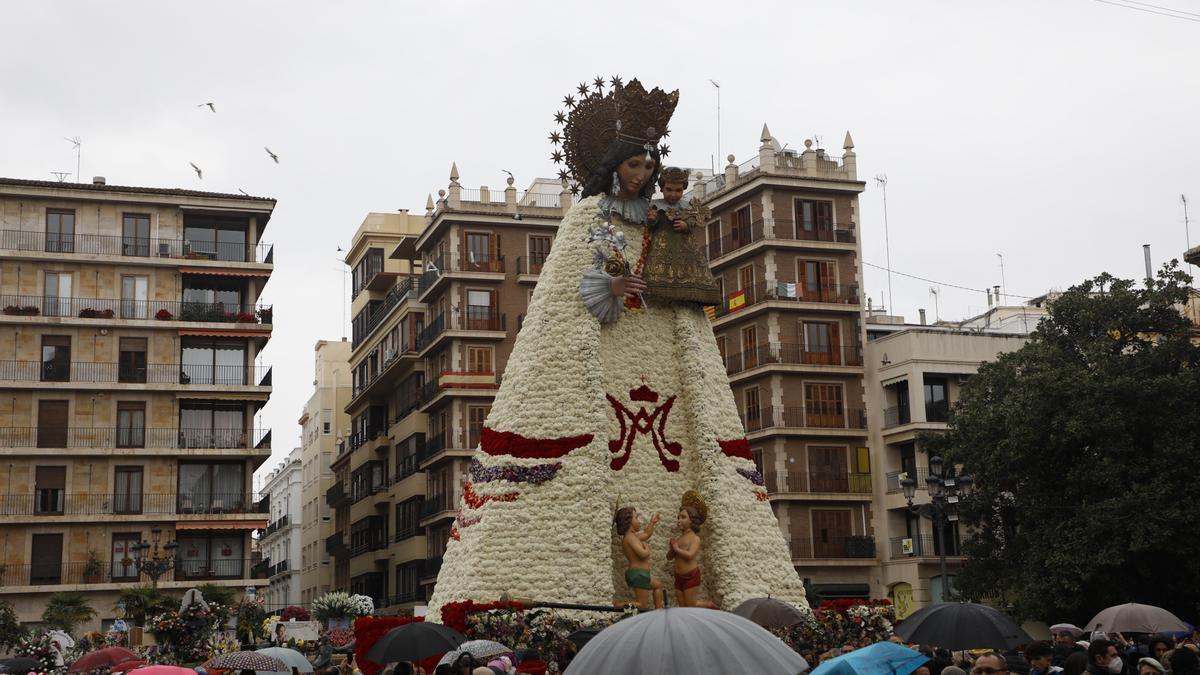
[416,311,506,350]
[925,399,950,422]
[420,494,451,518]
[421,556,443,578]
[515,255,548,276]
[419,254,506,296]
[889,534,962,558]
[707,219,766,260]
[768,218,857,245]
[764,471,872,495]
[351,275,422,348]
[724,342,863,375]
[0,491,263,516]
[269,559,290,577]
[789,535,876,560]
[2,557,259,586]
[394,527,420,543]
[883,405,911,428]
[0,427,271,450]
[263,514,290,536]
[0,361,270,386]
[0,229,273,264]
[0,295,272,325]
[325,533,346,555]
[709,280,860,320]
[325,482,348,508]
[884,468,931,493]
[740,406,868,433]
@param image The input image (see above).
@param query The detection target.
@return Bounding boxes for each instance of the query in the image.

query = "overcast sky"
[3,1,1198,478]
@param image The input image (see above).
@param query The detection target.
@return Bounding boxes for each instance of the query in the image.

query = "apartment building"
[297,339,351,606]
[0,176,275,629]
[258,447,302,610]
[328,171,569,613]
[691,129,874,600]
[864,302,1045,615]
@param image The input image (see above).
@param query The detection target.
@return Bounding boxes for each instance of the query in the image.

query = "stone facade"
[258,447,303,610]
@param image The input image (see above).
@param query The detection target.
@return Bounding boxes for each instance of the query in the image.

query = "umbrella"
[203,652,287,672]
[1084,604,1190,634]
[895,602,1031,650]
[810,642,929,675]
[69,647,142,673]
[255,648,313,674]
[0,657,43,674]
[436,640,512,666]
[567,628,602,649]
[366,622,466,664]
[112,661,147,673]
[564,607,808,675]
[1050,623,1085,639]
[127,667,200,675]
[733,597,809,628]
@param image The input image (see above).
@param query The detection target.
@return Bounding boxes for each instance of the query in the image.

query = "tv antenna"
[50,172,71,183]
[997,253,1007,304]
[708,79,721,173]
[874,174,894,313]
[64,136,81,183]
[1184,195,1194,274]
[929,286,941,323]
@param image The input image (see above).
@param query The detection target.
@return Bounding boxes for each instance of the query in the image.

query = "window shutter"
[35,466,66,489]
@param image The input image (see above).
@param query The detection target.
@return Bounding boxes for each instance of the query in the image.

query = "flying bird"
[189,162,203,179]
[197,102,216,113]
[264,147,279,163]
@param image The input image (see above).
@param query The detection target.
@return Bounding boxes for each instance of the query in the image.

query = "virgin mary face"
[615,154,656,198]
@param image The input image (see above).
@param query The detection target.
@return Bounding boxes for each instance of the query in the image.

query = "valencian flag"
[728,290,747,312]
[704,305,717,320]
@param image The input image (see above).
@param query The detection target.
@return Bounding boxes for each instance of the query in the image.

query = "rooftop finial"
[426,194,435,212]
[449,162,460,183]
[843,131,855,151]
[760,123,772,143]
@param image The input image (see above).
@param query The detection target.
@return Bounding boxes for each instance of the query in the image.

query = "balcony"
[708,280,860,322]
[420,494,452,520]
[349,516,388,557]
[515,255,548,279]
[269,559,290,577]
[0,295,272,325]
[740,406,868,434]
[889,534,963,558]
[925,400,950,422]
[420,428,478,466]
[418,253,507,302]
[415,310,506,352]
[884,468,931,494]
[0,427,271,450]
[764,471,872,495]
[325,533,347,555]
[325,482,348,508]
[789,535,877,560]
[0,492,264,516]
[0,557,263,588]
[263,514,290,537]
[418,374,498,410]
[421,556,443,580]
[724,342,863,376]
[0,229,273,264]
[350,275,422,349]
[883,405,911,428]
[0,361,271,387]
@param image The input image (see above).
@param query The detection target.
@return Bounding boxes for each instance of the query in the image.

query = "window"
[751,448,764,475]
[351,248,385,298]
[812,509,852,557]
[177,534,245,579]
[179,402,245,448]
[804,383,845,428]
[185,215,248,262]
[44,272,72,317]
[924,377,949,422]
[731,205,751,246]
[738,264,754,292]
[122,214,151,257]
[743,387,761,430]
[794,199,834,240]
[120,275,149,319]
[182,277,243,318]
[117,402,146,448]
[464,232,496,272]
[46,209,75,253]
[41,336,71,382]
[741,325,758,369]
[466,346,493,373]
[119,338,148,383]
[181,339,246,385]
[111,533,141,581]
[528,235,551,273]
[31,534,63,584]
[467,405,490,448]
[395,499,422,540]
[322,409,332,435]
[802,321,841,365]
[34,466,66,515]
[799,260,836,302]
[114,466,143,514]
[178,462,245,513]
[396,561,420,601]
[808,446,849,493]
[893,383,912,426]
[707,220,722,258]
[715,336,727,367]
[37,400,69,448]
[465,290,496,330]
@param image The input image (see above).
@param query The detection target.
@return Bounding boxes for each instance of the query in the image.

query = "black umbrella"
[365,622,466,664]
[732,597,808,628]
[895,602,1031,650]
[0,658,43,674]
[567,628,603,649]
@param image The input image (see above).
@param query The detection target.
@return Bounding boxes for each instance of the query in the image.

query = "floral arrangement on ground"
[312,591,374,622]
[771,598,895,658]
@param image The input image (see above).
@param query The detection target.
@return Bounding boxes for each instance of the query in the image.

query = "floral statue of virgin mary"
[425,78,807,620]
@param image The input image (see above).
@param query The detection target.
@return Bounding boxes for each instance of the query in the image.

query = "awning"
[176,520,266,530]
[179,329,270,338]
[180,267,272,277]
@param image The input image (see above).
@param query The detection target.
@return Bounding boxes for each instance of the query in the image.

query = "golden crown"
[680,489,708,522]
[550,76,679,189]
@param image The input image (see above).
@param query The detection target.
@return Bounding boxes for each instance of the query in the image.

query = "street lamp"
[901,456,973,602]
[132,527,179,588]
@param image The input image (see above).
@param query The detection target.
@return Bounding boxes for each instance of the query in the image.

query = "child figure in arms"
[614,506,664,609]
[647,166,692,233]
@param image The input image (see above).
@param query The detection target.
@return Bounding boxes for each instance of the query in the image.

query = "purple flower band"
[737,467,765,486]
[470,459,563,485]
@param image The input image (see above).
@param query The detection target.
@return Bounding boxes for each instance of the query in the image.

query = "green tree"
[116,585,174,627]
[928,264,1200,623]
[43,591,96,634]
[0,599,26,651]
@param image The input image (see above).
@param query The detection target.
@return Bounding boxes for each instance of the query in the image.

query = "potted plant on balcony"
[82,550,103,583]
[236,312,257,323]
[78,308,115,319]
[257,307,273,324]
[3,305,40,316]
[155,308,174,320]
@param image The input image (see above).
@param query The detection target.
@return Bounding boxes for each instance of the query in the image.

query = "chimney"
[918,309,927,325]
[1143,244,1153,282]
[92,176,106,185]
[994,285,1001,305]
[987,289,993,306]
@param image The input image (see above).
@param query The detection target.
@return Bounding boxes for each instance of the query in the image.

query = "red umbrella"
[112,661,147,673]
[69,647,140,673]
[128,668,200,675]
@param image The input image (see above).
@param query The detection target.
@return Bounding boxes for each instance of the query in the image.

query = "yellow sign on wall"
[892,582,914,620]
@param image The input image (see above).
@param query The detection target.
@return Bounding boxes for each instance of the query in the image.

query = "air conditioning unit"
[158,242,172,257]
[901,538,914,555]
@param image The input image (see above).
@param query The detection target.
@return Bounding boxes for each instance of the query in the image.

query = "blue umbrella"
[810,642,929,675]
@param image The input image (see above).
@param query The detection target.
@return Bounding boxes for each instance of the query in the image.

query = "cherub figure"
[668,490,717,608]
[614,506,664,609]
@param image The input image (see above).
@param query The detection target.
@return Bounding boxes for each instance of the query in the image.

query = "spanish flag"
[728,290,747,312]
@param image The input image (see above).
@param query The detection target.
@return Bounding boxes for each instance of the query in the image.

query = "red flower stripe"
[481,427,594,459]
[719,438,753,460]
[755,490,770,501]
[462,481,519,510]
[440,600,526,634]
